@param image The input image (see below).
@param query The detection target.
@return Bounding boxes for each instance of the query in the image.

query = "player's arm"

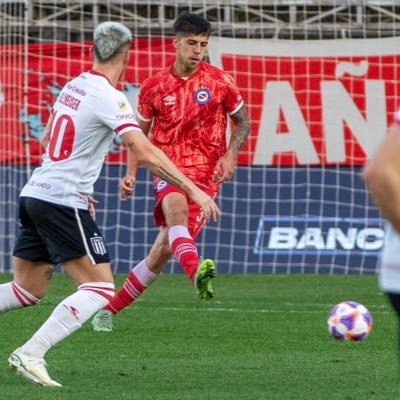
[214,105,250,183]
[39,113,54,149]
[121,129,221,221]
[119,118,152,201]
[138,118,152,136]
[363,122,400,232]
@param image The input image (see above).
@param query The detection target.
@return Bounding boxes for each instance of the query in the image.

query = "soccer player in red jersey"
[92,12,250,332]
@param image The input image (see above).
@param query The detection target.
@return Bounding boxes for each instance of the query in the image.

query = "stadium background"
[1,0,399,274]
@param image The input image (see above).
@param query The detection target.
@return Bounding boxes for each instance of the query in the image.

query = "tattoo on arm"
[126,141,186,190]
[230,106,250,158]
[156,167,185,189]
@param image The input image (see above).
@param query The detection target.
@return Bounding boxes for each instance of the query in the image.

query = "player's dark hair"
[173,12,212,37]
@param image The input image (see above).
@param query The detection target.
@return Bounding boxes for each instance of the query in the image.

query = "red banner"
[1,37,400,166]
[209,37,400,165]
[0,39,175,164]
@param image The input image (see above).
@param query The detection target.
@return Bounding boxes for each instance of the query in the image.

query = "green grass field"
[0,273,399,399]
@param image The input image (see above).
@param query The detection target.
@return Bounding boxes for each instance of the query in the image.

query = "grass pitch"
[0,273,399,399]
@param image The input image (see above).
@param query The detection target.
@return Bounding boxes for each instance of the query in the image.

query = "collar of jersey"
[88,69,112,86]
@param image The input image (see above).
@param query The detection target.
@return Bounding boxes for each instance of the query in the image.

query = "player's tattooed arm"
[213,105,250,183]
[155,167,185,189]
[125,136,182,185]
[229,105,250,158]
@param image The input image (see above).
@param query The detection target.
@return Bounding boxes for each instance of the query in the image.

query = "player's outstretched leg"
[195,259,216,301]
[8,348,62,387]
[92,260,157,332]
[91,309,113,332]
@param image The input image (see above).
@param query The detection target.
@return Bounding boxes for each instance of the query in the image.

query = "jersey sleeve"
[395,108,400,124]
[137,79,155,122]
[95,91,140,137]
[222,73,244,115]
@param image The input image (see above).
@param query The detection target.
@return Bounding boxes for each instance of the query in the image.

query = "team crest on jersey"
[155,179,168,193]
[90,236,107,255]
[118,101,128,111]
[194,88,211,105]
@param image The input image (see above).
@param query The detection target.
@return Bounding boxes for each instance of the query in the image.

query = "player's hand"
[213,153,236,183]
[79,194,98,220]
[87,195,98,220]
[119,175,136,201]
[191,190,221,222]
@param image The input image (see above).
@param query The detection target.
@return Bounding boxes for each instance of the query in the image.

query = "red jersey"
[137,61,243,187]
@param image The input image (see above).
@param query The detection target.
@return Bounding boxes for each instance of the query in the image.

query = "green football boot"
[195,259,216,301]
[91,309,113,332]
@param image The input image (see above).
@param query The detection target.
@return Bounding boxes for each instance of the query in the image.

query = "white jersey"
[380,109,400,293]
[379,223,400,294]
[20,70,140,209]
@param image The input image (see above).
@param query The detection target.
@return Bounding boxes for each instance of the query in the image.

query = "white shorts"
[380,222,400,294]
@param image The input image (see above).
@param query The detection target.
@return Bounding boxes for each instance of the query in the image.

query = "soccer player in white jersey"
[0,21,220,387]
[363,108,400,360]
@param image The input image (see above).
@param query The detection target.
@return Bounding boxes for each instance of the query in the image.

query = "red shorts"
[153,177,218,239]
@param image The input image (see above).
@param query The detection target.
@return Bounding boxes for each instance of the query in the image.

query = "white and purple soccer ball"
[327,301,372,341]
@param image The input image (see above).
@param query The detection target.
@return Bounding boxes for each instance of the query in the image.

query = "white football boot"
[8,348,62,387]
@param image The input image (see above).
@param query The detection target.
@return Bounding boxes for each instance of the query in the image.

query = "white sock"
[132,259,158,286]
[168,225,192,246]
[20,282,115,358]
[0,281,39,313]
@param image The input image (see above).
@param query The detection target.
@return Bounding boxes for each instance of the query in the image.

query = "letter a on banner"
[254,82,319,165]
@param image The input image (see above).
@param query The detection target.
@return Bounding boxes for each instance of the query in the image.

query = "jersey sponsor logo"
[155,179,168,193]
[254,217,384,255]
[116,113,135,120]
[90,236,107,255]
[383,263,400,272]
[194,88,211,105]
[27,180,51,189]
[163,95,176,106]
[66,84,87,96]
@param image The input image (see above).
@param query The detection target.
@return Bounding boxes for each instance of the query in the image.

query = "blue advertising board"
[0,165,382,274]
[94,166,381,275]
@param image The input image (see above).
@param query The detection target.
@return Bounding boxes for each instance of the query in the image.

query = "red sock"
[169,225,199,284]
[104,260,156,315]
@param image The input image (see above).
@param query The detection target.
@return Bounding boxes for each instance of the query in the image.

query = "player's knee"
[146,243,172,274]
[159,242,173,257]
[151,244,172,264]
[152,236,173,258]
[15,283,45,300]
[12,281,42,307]
[78,282,115,307]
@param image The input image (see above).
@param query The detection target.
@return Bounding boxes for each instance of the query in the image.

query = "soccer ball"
[327,301,372,341]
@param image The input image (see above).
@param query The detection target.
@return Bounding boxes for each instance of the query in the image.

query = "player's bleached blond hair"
[93,21,132,62]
